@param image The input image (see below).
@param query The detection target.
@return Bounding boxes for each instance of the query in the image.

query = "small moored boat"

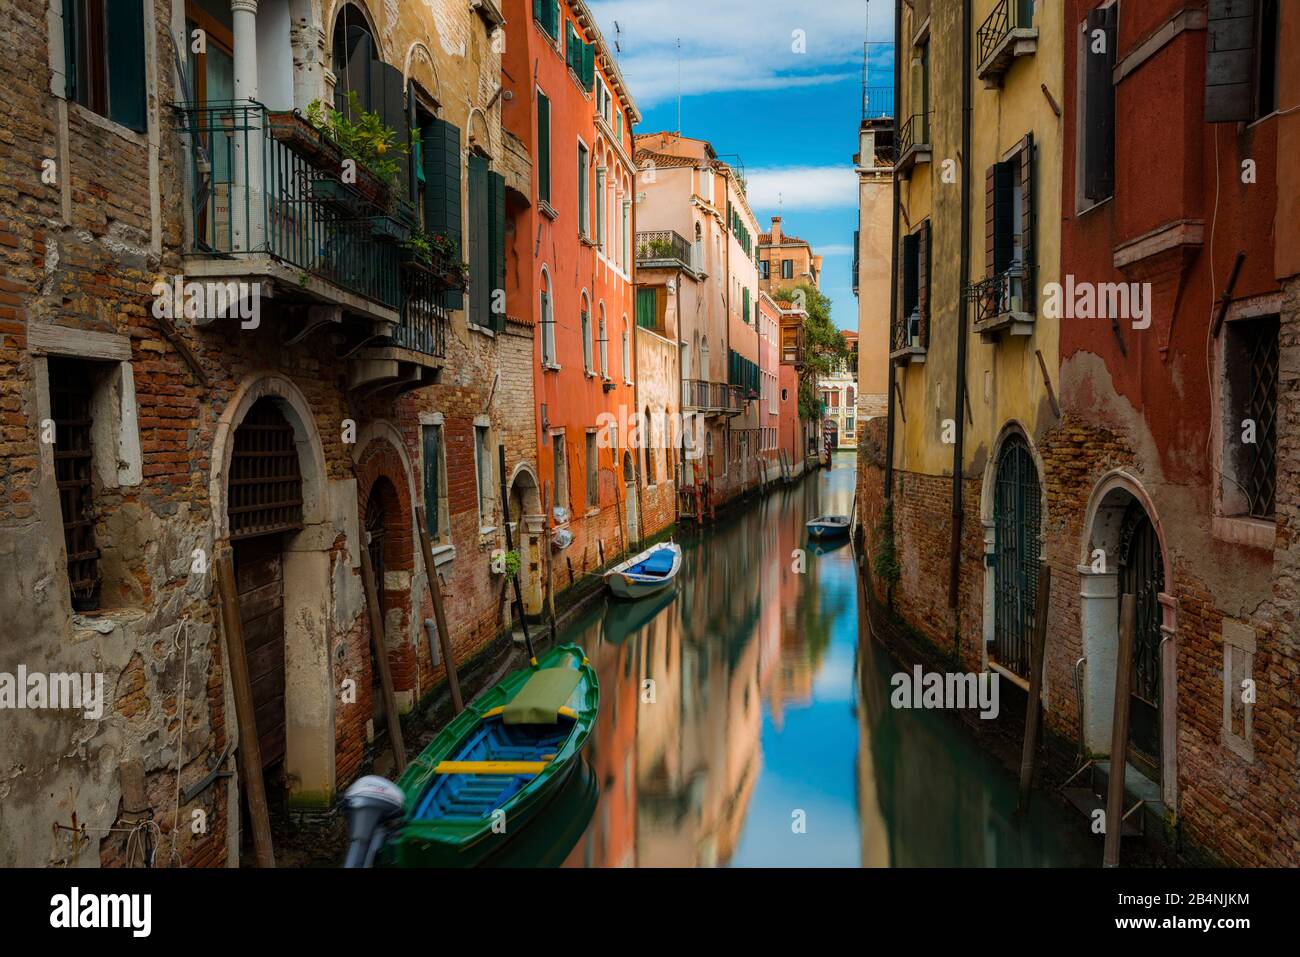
[806,515,851,540]
[373,643,598,868]
[603,542,682,600]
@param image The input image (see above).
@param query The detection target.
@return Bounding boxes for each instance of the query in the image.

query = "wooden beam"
[416,506,464,713]
[1104,594,1137,868]
[214,547,275,868]
[1018,561,1052,812]
[359,547,407,774]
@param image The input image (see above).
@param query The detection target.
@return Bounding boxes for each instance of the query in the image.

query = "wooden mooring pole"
[214,547,275,868]
[1017,561,1052,813]
[416,506,464,714]
[1103,594,1137,868]
[359,547,407,774]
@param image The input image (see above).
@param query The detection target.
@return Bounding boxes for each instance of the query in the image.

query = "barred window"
[1222,315,1279,519]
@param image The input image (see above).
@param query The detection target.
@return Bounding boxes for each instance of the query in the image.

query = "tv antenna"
[676,38,682,134]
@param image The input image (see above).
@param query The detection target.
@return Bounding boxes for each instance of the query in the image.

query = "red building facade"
[502,1,641,603]
[1052,0,1296,864]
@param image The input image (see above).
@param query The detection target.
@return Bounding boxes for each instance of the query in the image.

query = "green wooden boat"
[378,644,598,867]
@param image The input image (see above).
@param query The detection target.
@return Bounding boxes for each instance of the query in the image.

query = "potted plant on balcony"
[267,109,343,168]
[401,230,470,291]
[305,92,409,209]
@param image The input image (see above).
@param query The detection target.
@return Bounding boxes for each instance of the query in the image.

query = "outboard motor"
[342,775,405,868]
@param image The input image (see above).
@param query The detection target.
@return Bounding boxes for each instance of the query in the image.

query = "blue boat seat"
[627,548,674,578]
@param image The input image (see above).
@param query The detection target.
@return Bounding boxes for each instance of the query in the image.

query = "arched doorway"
[228,397,304,827]
[507,467,544,616]
[622,451,639,546]
[991,434,1041,679]
[1078,473,1174,797]
[1118,499,1164,781]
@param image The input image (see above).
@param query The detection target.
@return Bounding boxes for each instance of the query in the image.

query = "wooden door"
[233,536,286,769]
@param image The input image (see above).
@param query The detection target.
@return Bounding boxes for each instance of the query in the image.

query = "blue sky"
[589,0,895,330]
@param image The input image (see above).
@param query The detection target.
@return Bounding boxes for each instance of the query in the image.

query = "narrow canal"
[539,453,1096,867]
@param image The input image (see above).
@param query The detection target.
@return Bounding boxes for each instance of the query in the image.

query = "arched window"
[693,221,703,272]
[331,4,378,111]
[700,336,709,381]
[581,293,593,373]
[540,269,555,366]
[598,303,608,377]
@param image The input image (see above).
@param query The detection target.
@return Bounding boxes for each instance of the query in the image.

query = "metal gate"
[993,436,1041,678]
[1119,500,1163,780]
[49,359,101,610]
[228,399,303,540]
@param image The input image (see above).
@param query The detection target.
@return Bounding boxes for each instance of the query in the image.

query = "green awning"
[503,667,581,725]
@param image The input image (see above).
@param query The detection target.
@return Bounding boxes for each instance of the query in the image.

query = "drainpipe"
[884,0,902,501]
[948,0,973,610]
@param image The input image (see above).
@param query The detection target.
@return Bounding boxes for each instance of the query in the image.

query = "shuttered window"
[586,433,599,508]
[423,118,464,310]
[489,171,506,332]
[636,288,658,331]
[468,154,491,328]
[984,137,1035,313]
[1205,0,1257,122]
[565,18,596,91]
[537,91,552,204]
[1082,5,1117,203]
[918,220,931,347]
[578,142,590,238]
[533,0,560,39]
[64,0,147,131]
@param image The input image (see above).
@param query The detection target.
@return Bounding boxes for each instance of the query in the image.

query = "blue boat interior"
[626,547,675,578]
[413,716,573,822]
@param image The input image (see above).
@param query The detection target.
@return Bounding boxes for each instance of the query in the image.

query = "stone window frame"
[30,325,144,614]
[472,414,496,536]
[1211,291,1281,551]
[1221,619,1256,763]
[417,412,454,559]
[549,427,570,524]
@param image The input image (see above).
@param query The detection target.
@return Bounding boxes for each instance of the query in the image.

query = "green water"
[539,453,1096,867]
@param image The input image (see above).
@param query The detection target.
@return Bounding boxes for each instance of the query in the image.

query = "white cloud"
[744,166,858,211]
[589,0,894,108]
[815,244,855,257]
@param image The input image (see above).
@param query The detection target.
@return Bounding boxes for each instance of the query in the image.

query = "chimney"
[770,216,783,245]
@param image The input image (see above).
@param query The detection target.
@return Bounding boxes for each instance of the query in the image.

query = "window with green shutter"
[467,153,490,328]
[422,118,464,310]
[534,0,560,40]
[65,0,147,132]
[489,171,506,331]
[537,91,552,204]
[636,288,658,331]
[578,142,590,238]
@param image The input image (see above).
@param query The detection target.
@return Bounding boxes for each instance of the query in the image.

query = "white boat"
[806,515,850,540]
[604,542,682,600]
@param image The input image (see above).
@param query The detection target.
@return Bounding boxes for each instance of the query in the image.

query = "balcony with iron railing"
[175,101,450,388]
[965,264,1035,340]
[976,0,1038,87]
[896,112,932,178]
[637,230,699,274]
[682,379,733,414]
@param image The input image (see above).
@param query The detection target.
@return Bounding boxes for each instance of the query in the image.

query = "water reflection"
[545,453,1093,868]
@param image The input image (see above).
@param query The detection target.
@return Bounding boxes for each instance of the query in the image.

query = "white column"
[1078,563,1120,755]
[231,0,264,252]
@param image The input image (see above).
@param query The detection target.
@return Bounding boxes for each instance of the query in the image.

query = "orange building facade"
[501,0,641,599]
